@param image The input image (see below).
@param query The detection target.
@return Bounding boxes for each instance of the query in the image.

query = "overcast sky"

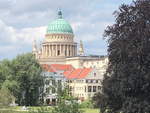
[0,0,132,60]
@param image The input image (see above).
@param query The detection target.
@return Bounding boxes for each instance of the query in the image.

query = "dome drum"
[41,42,77,58]
[45,33,74,42]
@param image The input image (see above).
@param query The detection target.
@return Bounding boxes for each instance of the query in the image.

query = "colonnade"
[42,43,77,58]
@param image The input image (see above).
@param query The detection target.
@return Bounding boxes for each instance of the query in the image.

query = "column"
[52,45,54,57]
[75,45,77,56]
[50,45,52,56]
[56,44,58,56]
[47,45,49,57]
[67,45,69,56]
[63,45,65,56]
[45,45,47,57]
[70,45,72,56]
[64,45,66,56]
[49,45,51,57]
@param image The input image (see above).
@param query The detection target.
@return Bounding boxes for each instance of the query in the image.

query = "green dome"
[47,10,73,34]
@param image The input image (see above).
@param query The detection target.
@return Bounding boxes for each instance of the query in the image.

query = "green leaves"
[99,0,150,113]
[0,87,15,107]
[0,53,43,106]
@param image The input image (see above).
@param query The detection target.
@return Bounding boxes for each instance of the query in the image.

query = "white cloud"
[0,19,46,59]
[15,26,46,44]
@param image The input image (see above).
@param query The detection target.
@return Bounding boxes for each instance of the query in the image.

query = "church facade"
[32,10,108,69]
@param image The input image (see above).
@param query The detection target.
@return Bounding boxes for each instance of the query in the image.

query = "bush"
[51,100,84,113]
[0,88,15,107]
[80,100,93,108]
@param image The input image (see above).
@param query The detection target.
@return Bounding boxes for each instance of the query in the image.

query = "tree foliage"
[0,53,43,106]
[0,87,15,107]
[99,0,150,113]
[51,88,83,113]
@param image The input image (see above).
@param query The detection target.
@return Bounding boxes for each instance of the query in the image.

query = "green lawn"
[83,108,99,113]
[0,107,99,113]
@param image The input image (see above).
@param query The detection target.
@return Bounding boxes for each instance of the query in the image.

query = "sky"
[0,0,132,60]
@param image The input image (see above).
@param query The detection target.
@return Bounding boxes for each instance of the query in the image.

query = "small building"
[42,64,73,105]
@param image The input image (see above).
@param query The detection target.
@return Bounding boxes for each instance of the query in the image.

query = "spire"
[32,39,37,52]
[38,41,42,54]
[79,40,84,56]
[58,9,63,19]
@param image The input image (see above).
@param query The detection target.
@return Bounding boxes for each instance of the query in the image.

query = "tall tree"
[11,53,43,106]
[0,59,12,88]
[0,53,43,106]
[99,0,150,113]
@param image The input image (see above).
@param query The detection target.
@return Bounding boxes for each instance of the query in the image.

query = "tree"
[0,53,43,106]
[99,0,150,113]
[0,87,15,107]
[51,88,83,113]
[0,59,12,89]
[11,53,43,106]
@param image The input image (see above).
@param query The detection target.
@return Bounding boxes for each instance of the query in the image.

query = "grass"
[0,106,100,113]
[0,110,27,113]
[83,108,99,113]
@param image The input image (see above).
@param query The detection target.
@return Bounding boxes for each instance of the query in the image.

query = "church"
[32,9,108,69]
[32,10,108,104]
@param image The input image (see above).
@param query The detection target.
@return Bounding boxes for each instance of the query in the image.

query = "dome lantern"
[58,9,62,19]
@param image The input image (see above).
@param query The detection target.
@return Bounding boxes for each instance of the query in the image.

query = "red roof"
[51,64,74,71]
[41,64,74,72]
[77,68,92,79]
[41,64,55,72]
[67,68,82,79]
[41,64,92,79]
[66,68,92,79]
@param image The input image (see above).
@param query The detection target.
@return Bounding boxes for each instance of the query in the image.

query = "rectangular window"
[58,80,61,85]
[70,86,72,91]
[86,80,88,83]
[98,86,101,90]
[52,88,56,94]
[46,88,49,94]
[52,80,56,85]
[96,80,98,83]
[88,86,92,92]
[45,80,49,85]
[93,86,97,92]
[94,73,96,77]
